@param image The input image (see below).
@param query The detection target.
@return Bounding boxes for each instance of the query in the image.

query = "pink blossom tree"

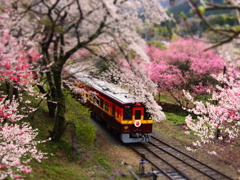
[182,42,240,150]
[183,66,240,151]
[148,38,225,107]
[0,9,48,179]
[0,97,48,180]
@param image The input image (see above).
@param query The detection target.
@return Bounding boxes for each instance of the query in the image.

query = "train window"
[123,107,132,120]
[93,96,99,106]
[135,110,141,119]
[89,93,94,102]
[117,109,119,118]
[105,101,109,112]
[144,109,152,120]
[100,98,104,109]
[112,104,115,117]
[86,90,90,100]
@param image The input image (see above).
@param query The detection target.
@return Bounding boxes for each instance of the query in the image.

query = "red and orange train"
[63,68,153,143]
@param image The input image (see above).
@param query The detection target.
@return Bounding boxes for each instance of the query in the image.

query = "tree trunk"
[48,101,57,117]
[52,101,66,141]
[51,67,66,141]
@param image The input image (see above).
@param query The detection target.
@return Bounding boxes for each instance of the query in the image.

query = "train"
[63,68,153,143]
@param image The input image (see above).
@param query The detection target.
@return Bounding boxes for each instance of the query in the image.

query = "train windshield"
[135,110,141,119]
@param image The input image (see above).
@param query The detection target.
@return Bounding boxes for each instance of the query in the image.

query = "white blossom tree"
[2,0,169,140]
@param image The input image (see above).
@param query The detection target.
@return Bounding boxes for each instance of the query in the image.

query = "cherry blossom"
[0,4,48,178]
[148,38,224,107]
[183,67,240,150]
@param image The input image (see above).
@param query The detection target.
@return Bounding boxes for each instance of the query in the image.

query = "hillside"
[168,0,231,17]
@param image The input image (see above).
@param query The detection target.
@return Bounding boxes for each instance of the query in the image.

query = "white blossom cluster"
[0,96,49,179]
[27,0,169,62]
[183,67,240,151]
[100,60,166,122]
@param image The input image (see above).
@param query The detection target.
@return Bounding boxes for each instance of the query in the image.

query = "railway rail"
[130,135,234,180]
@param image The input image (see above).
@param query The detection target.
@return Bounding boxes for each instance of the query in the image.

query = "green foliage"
[38,18,52,32]
[55,26,65,34]
[169,0,230,18]
[148,40,167,49]
[180,12,187,19]
[165,112,186,125]
[95,60,109,74]
[203,14,237,31]
[199,6,206,14]
[65,94,96,146]
[171,33,179,41]
[235,25,240,33]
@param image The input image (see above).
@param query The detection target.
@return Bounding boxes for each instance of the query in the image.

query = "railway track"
[130,135,234,180]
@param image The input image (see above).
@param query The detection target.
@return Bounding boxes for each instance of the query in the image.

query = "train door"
[133,107,144,127]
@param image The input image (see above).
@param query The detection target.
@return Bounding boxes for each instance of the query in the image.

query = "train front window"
[135,110,141,119]
[123,107,132,120]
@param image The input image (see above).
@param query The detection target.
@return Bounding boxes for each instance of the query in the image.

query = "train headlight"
[134,120,141,127]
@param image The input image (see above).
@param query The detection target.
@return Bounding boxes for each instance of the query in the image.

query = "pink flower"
[0,164,6,168]
[19,132,24,136]
[13,174,21,178]
[22,166,32,174]
[6,7,12,12]
[9,120,17,123]
[228,110,236,119]
[5,71,13,75]
[33,53,40,60]
[11,76,19,82]
[21,64,31,70]
[5,63,11,70]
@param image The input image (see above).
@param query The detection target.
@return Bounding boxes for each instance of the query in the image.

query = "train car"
[63,68,153,143]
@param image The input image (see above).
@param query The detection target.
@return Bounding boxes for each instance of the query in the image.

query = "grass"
[26,99,134,180]
[153,94,199,145]
[165,112,186,125]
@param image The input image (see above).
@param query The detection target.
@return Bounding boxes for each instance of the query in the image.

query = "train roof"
[65,68,139,105]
